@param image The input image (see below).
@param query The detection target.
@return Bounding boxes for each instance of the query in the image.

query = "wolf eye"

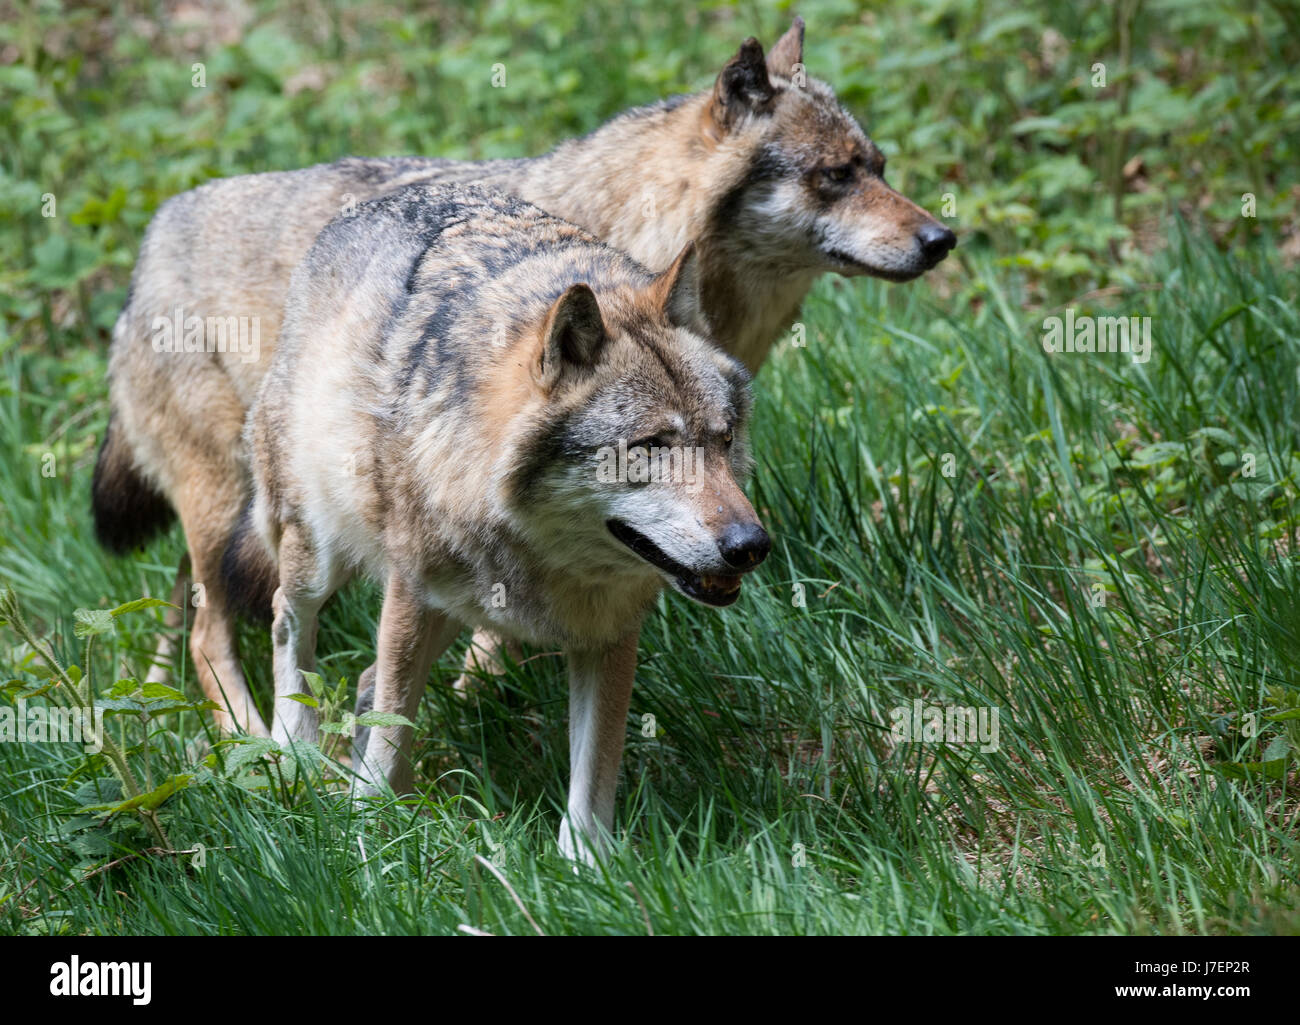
[629,435,665,451]
[722,428,734,447]
[823,164,854,184]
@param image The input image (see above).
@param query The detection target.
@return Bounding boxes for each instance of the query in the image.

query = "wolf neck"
[503,94,817,373]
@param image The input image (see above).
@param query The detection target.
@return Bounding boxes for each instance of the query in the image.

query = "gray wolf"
[235,183,769,862]
[92,17,953,733]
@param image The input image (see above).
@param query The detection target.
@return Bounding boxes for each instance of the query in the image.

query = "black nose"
[719,522,771,571]
[917,222,957,267]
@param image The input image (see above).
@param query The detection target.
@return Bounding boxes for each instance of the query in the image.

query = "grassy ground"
[2,1,1298,935]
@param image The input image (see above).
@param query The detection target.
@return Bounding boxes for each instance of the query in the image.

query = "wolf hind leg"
[143,552,191,686]
[177,484,270,737]
[351,662,377,767]
[452,627,522,693]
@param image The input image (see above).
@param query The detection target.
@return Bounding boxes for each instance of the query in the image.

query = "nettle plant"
[0,587,404,870]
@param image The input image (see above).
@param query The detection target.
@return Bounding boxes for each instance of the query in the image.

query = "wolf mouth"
[822,247,922,282]
[606,519,743,607]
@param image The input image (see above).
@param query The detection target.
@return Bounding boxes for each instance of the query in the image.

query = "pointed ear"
[766,16,805,80]
[649,242,707,336]
[536,284,607,390]
[709,37,775,133]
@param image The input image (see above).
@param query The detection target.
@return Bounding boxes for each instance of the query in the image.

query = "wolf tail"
[220,501,278,624]
[91,415,176,553]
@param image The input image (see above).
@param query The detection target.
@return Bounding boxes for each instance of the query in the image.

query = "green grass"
[2,0,1299,935]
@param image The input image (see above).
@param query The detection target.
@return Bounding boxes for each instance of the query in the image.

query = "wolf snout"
[917,222,957,268]
[718,521,771,571]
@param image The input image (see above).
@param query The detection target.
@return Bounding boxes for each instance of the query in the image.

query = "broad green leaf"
[356,711,416,729]
[299,671,325,697]
[223,737,281,771]
[92,697,148,715]
[73,608,114,638]
[141,682,186,702]
[19,658,57,680]
[110,597,176,618]
[1128,442,1184,468]
[319,711,357,736]
[79,774,193,814]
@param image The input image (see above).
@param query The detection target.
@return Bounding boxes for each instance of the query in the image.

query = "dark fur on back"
[91,415,176,553]
[220,502,277,624]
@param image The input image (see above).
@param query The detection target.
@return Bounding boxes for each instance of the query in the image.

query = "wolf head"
[704,17,956,282]
[511,243,769,608]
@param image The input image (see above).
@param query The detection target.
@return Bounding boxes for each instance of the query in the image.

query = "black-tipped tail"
[91,415,176,554]
[220,502,277,624]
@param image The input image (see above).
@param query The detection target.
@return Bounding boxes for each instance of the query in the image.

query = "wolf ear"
[766,16,805,80]
[537,283,608,390]
[709,37,776,133]
[650,241,707,336]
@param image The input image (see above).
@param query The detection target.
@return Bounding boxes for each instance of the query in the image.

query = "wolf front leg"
[356,572,462,796]
[269,523,335,746]
[270,584,323,746]
[558,628,641,866]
